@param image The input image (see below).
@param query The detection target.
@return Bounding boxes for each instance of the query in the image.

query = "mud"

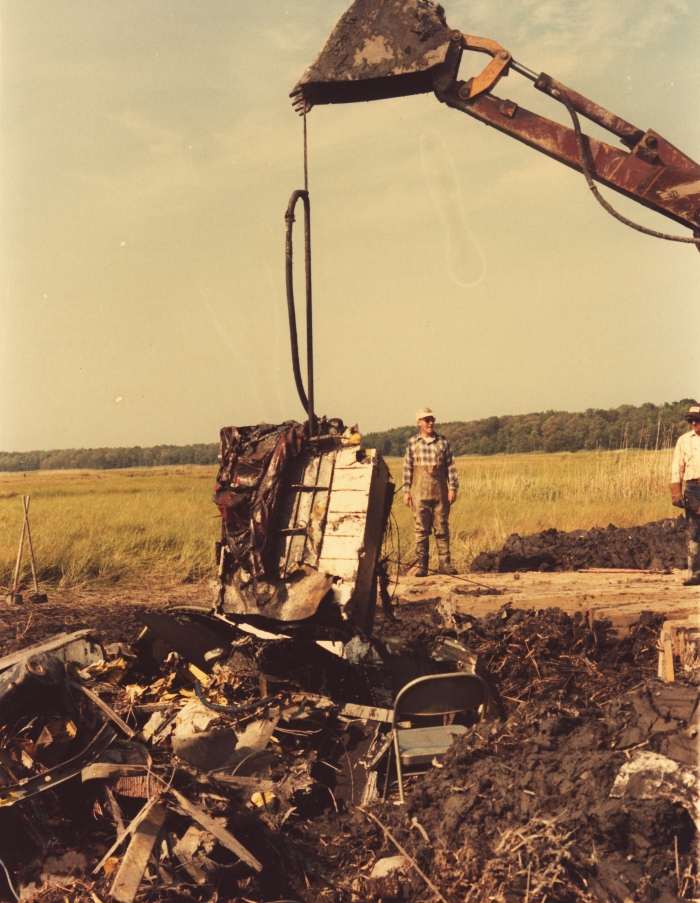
[377,679,698,902]
[313,605,699,902]
[471,516,688,573]
[0,587,697,902]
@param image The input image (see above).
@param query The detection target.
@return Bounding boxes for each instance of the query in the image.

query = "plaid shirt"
[403,433,459,494]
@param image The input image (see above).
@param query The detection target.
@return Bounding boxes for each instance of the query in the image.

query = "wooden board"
[394,571,700,634]
[109,802,167,903]
[170,788,262,872]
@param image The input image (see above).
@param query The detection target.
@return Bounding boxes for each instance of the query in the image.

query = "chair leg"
[393,729,405,804]
[381,748,392,802]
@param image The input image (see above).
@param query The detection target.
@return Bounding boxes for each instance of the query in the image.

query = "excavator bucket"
[291,0,459,109]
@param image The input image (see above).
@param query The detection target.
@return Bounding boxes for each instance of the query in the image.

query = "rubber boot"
[412,537,429,577]
[683,539,700,586]
[436,537,458,576]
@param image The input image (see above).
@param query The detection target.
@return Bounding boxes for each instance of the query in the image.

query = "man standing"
[403,408,459,577]
[670,403,700,586]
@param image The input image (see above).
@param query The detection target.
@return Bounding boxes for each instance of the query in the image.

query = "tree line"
[0,400,696,471]
[0,443,219,472]
[362,400,697,457]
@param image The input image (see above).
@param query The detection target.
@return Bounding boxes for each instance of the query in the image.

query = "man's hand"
[671,482,685,508]
[448,490,457,505]
[404,493,412,508]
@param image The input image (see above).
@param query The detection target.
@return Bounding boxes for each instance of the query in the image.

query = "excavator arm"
[291,0,700,241]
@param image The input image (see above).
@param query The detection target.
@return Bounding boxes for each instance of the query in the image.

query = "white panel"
[326,489,371,514]
[325,511,366,538]
[335,447,362,468]
[330,466,373,491]
[317,558,358,580]
[320,533,363,561]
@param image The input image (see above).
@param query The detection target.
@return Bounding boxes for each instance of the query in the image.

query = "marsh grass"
[386,449,678,572]
[0,450,678,588]
[0,466,220,589]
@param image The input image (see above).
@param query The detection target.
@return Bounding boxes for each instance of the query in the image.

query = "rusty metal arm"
[435,78,700,233]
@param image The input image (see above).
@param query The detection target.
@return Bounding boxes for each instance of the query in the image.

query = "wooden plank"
[73,683,136,738]
[110,802,167,903]
[94,797,162,874]
[210,775,276,791]
[340,703,392,723]
[658,627,676,681]
[170,788,263,873]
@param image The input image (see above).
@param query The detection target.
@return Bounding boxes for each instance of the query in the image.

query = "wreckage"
[212,419,393,636]
[0,596,698,902]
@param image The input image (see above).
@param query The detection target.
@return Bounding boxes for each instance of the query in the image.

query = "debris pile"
[0,599,696,902]
[471,516,687,572]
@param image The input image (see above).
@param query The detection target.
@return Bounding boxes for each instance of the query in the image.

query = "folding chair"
[392,672,489,803]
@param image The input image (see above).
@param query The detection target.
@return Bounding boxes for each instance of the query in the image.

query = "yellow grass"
[0,450,678,589]
[0,466,220,590]
[386,449,678,572]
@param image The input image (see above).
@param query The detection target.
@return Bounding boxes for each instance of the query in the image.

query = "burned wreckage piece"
[213,420,393,635]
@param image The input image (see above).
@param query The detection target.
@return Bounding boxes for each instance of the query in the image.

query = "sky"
[1,0,698,452]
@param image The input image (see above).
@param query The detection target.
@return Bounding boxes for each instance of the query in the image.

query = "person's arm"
[445,440,458,504]
[403,440,414,506]
[671,436,685,507]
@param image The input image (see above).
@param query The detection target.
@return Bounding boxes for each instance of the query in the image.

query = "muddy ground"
[0,580,697,903]
[471,516,688,573]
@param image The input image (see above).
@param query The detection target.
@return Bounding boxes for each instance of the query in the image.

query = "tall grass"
[0,467,220,590]
[387,449,677,572]
[0,450,678,588]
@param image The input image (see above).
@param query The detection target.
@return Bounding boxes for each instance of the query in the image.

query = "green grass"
[0,450,679,589]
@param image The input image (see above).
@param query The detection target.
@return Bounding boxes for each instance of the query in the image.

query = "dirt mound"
[471,516,687,573]
[377,679,698,902]
[1,592,697,902]
[286,606,699,902]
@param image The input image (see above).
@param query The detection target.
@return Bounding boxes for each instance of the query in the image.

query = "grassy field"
[0,449,678,589]
[386,448,678,572]
[0,466,220,590]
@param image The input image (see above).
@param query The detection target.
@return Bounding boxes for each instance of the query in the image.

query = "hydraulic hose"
[285,190,317,433]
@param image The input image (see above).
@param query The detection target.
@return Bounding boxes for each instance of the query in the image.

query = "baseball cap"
[686,404,700,421]
[416,407,435,423]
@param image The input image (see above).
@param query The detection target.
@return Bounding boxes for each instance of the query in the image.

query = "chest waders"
[411,464,457,576]
[684,483,700,584]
